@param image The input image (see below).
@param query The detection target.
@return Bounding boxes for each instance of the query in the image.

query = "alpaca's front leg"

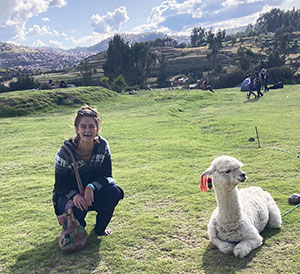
[233,235,263,258]
[208,224,234,254]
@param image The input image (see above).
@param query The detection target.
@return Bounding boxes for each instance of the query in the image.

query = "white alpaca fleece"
[202,155,282,258]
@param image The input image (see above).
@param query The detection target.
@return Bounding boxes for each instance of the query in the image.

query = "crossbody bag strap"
[63,144,84,195]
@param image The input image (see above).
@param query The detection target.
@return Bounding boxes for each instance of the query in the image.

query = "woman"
[246,73,257,99]
[53,105,124,236]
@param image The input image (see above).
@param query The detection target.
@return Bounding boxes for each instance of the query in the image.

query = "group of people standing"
[246,69,269,99]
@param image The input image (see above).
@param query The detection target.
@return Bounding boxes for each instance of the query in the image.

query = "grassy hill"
[0,86,299,273]
[0,86,117,117]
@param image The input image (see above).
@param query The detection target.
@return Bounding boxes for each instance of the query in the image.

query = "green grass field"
[0,86,299,273]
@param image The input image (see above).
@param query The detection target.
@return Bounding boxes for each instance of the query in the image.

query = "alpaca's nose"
[240,173,246,181]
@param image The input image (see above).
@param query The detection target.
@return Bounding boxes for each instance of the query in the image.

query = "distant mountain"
[85,29,247,53]
[86,32,190,52]
[225,25,248,35]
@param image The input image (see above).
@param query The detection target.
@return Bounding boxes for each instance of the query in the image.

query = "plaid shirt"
[53,136,114,201]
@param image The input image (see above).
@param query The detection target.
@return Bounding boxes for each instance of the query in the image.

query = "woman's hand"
[84,185,94,207]
[73,194,88,211]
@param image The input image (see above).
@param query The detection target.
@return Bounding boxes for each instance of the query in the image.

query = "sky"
[1,0,300,50]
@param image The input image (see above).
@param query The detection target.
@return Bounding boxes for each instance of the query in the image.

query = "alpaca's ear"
[201,166,213,177]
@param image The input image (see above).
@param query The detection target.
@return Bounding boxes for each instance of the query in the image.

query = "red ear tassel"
[200,174,204,192]
[200,174,208,192]
[200,175,212,192]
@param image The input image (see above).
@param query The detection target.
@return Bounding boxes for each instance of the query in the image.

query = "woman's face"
[76,116,98,143]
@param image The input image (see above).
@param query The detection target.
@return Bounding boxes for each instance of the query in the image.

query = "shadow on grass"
[244,97,260,103]
[201,228,281,274]
[9,232,102,274]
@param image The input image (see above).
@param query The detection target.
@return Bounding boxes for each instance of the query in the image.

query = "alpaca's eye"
[225,170,231,174]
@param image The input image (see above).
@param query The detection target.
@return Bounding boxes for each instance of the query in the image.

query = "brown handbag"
[56,145,88,252]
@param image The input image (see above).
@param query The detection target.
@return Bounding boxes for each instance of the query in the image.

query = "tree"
[255,8,284,34]
[156,54,169,88]
[205,29,225,74]
[215,29,226,49]
[206,29,215,50]
[103,34,130,82]
[254,8,300,34]
[127,42,156,86]
[274,29,292,54]
[190,27,206,47]
[103,34,156,87]
[245,24,256,36]
[206,29,225,51]
[237,47,255,71]
[263,50,285,68]
[147,37,178,48]
[79,68,93,86]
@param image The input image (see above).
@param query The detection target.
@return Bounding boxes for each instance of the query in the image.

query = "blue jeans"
[56,184,124,235]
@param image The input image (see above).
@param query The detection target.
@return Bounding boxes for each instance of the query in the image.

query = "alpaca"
[201,155,282,258]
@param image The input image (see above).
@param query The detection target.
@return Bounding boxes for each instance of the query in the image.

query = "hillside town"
[0,42,94,82]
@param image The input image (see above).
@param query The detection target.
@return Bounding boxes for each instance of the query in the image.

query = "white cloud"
[42,17,50,21]
[90,6,129,33]
[132,22,170,34]
[278,0,300,10]
[5,40,21,46]
[32,39,47,47]
[66,32,111,47]
[27,25,59,36]
[49,39,65,48]
[212,12,260,30]
[142,0,287,33]
[147,0,199,24]
[0,0,67,41]
[52,29,59,36]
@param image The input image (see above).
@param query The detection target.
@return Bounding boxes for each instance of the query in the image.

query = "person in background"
[53,105,124,236]
[201,78,215,93]
[255,72,264,98]
[59,80,67,88]
[260,69,269,92]
[246,73,256,99]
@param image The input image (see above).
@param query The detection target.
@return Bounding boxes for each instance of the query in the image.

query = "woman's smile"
[76,117,98,142]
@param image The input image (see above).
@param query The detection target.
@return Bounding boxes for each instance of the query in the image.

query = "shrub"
[100,77,109,88]
[213,70,246,89]
[268,66,294,84]
[9,76,39,91]
[111,75,127,93]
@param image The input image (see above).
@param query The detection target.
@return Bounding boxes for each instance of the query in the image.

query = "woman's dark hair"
[73,105,102,144]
